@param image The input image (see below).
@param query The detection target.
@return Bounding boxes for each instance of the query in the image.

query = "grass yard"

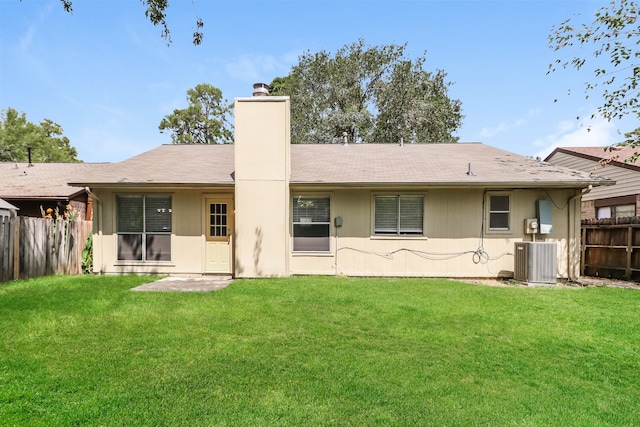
[1,275,639,426]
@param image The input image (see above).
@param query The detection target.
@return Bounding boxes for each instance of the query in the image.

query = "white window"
[596,206,611,219]
[292,196,330,252]
[116,195,172,261]
[598,204,635,219]
[374,195,423,235]
[614,204,635,219]
[489,194,510,231]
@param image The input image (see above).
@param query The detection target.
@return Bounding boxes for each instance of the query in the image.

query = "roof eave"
[70,182,235,189]
[547,148,640,173]
[0,195,72,201]
[289,180,615,188]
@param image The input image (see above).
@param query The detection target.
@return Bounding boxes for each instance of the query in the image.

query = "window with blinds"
[292,196,330,252]
[116,195,172,261]
[374,195,424,235]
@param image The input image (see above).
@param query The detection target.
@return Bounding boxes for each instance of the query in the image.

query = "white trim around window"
[487,192,511,232]
[116,194,173,262]
[292,195,331,252]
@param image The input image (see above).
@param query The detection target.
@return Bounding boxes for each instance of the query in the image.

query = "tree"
[50,0,204,45]
[270,39,463,144]
[268,76,294,97]
[159,83,233,144]
[0,107,79,162]
[549,0,639,154]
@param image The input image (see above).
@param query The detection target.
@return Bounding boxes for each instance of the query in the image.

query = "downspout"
[335,226,339,276]
[85,187,102,274]
[567,185,592,280]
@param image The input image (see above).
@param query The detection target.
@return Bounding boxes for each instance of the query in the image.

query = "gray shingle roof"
[0,162,98,198]
[69,144,235,187]
[67,143,612,188]
[290,143,611,187]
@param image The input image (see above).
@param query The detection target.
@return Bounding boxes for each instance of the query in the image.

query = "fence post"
[626,225,632,280]
[580,227,586,277]
[13,217,20,281]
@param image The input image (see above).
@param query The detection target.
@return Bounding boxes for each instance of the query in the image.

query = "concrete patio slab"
[131,276,233,292]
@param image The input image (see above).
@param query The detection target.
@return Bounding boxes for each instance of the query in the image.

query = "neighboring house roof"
[545,146,640,173]
[0,198,19,211]
[70,143,612,189]
[0,162,98,200]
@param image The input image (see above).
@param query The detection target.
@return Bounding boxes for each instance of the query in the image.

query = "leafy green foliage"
[549,0,640,150]
[268,75,293,96]
[49,0,204,45]
[1,275,639,425]
[81,234,93,275]
[0,107,80,162]
[158,83,234,144]
[271,39,463,144]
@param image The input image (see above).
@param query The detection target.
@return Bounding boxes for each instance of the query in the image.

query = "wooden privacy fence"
[0,216,92,282]
[581,217,640,281]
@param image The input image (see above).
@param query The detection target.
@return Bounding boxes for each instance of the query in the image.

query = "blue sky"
[1,0,632,163]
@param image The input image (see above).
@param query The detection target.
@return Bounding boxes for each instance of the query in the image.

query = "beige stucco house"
[71,96,612,280]
[545,146,640,220]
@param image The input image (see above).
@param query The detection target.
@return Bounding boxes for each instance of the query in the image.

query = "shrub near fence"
[581,216,640,281]
[0,217,92,282]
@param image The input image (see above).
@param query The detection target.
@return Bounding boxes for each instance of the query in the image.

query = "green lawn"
[1,275,639,426]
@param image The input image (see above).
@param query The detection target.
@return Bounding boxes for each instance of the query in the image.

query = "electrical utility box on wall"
[514,242,557,284]
[536,199,552,234]
[524,218,539,234]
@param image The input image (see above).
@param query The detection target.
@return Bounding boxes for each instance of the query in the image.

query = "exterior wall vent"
[252,83,270,97]
[514,242,557,284]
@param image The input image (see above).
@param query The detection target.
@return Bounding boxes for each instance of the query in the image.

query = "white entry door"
[205,198,233,274]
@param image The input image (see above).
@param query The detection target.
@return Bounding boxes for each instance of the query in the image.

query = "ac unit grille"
[514,242,557,284]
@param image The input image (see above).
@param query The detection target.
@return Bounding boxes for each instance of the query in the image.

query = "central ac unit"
[514,242,557,284]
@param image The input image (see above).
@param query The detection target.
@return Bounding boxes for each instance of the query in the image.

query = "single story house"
[545,146,640,220]
[0,162,95,219]
[70,96,612,280]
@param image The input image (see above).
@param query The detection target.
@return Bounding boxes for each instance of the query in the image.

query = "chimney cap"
[252,83,270,96]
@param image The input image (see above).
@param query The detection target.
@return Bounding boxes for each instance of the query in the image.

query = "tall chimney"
[27,147,33,166]
[252,83,270,97]
[234,94,290,277]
